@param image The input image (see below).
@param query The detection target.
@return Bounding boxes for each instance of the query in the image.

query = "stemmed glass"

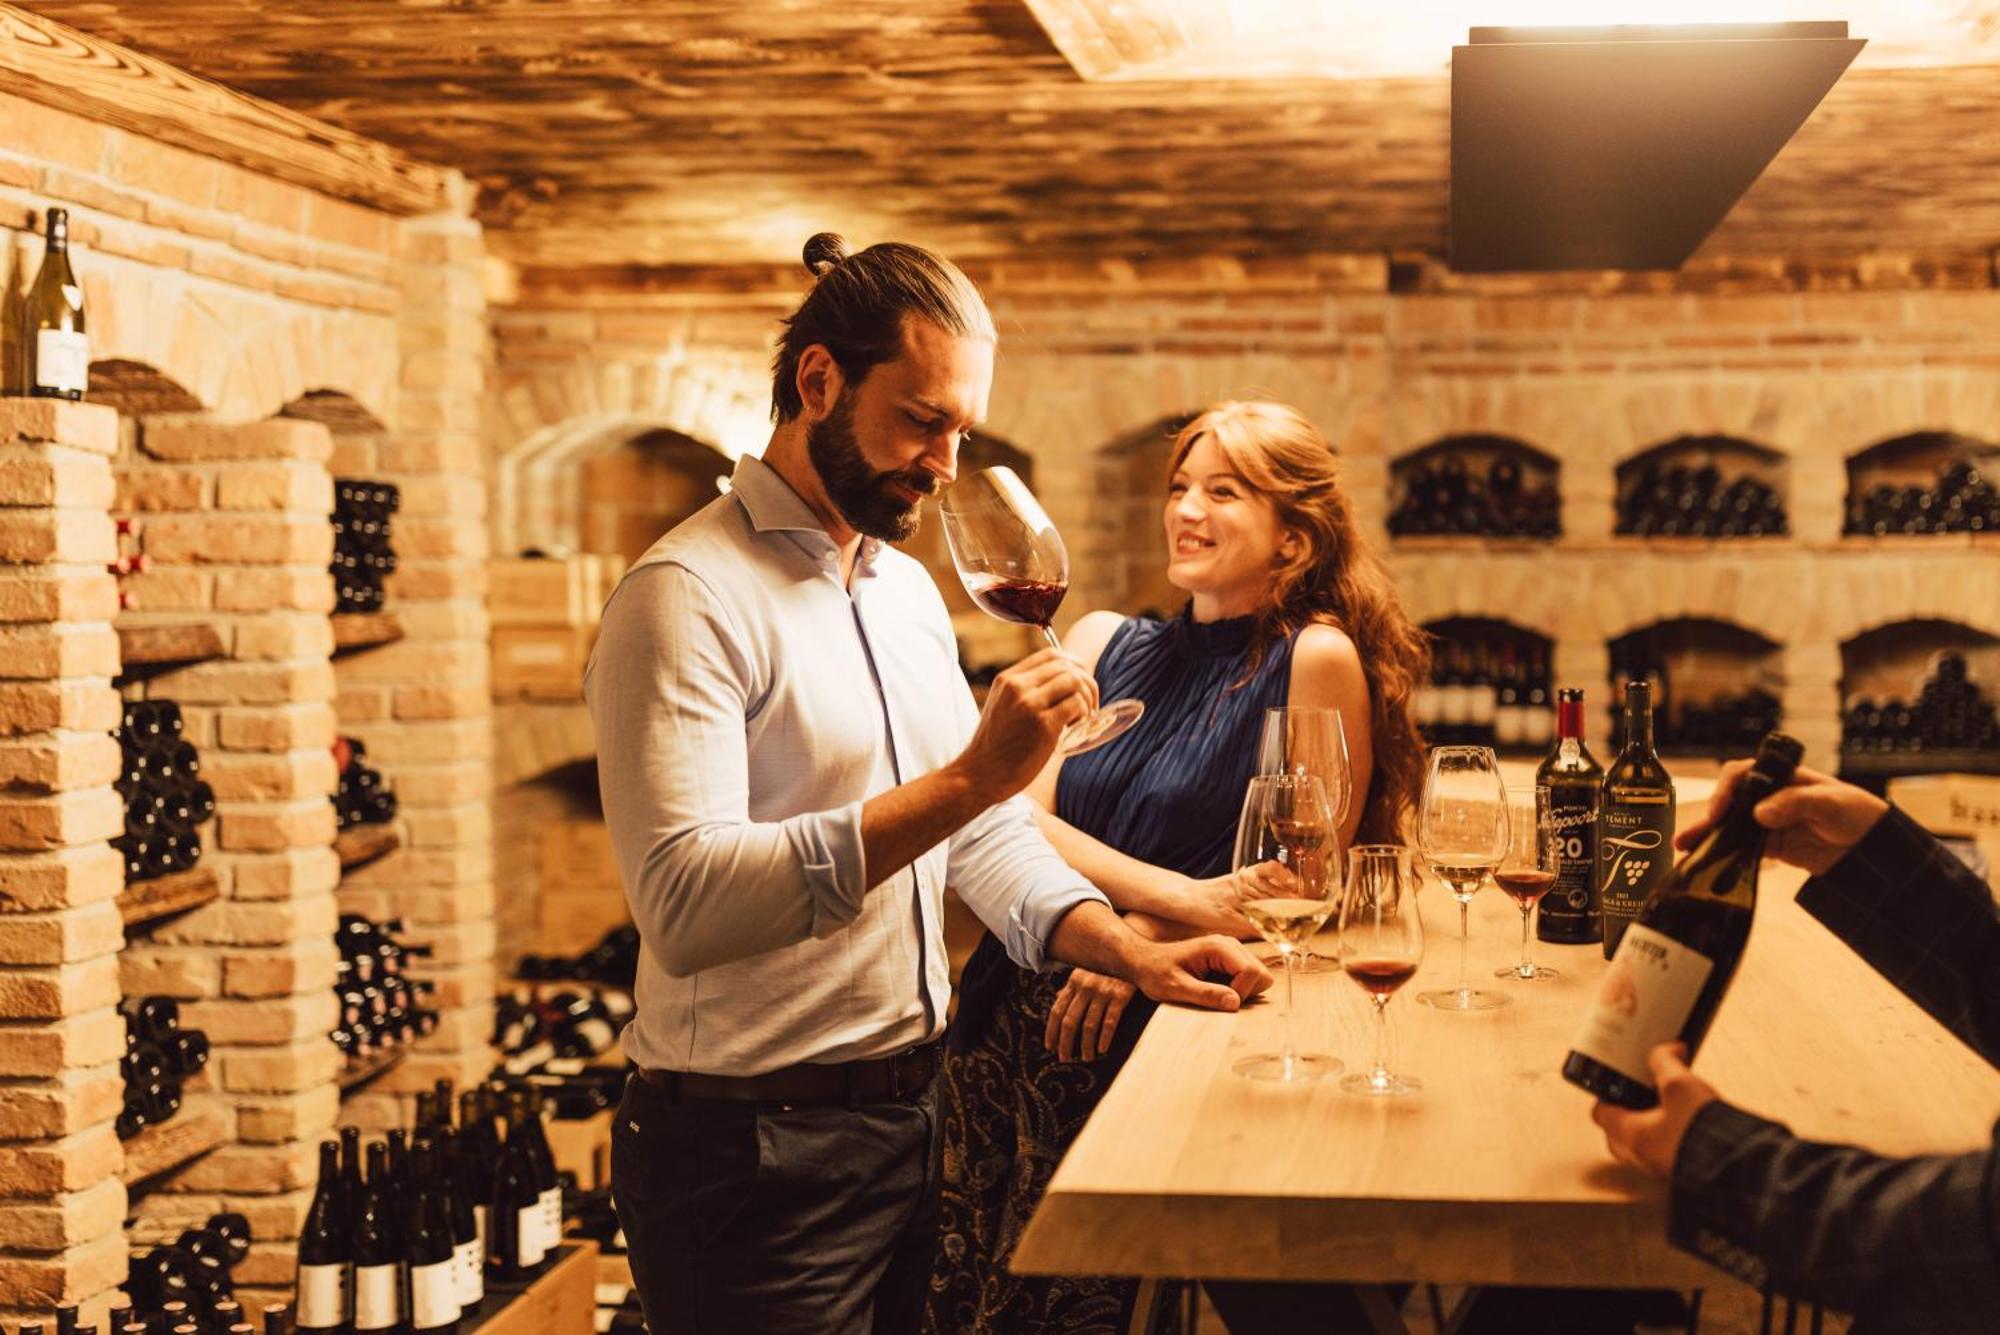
[1337,845,1426,1096]
[1255,707,1351,972]
[1494,785,1561,982]
[1230,773,1342,1083]
[938,466,1144,755]
[1414,745,1512,1012]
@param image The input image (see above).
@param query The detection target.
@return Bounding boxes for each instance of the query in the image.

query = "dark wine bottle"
[23,208,86,400]
[490,1096,545,1279]
[296,1141,350,1335]
[402,1143,459,1335]
[455,1091,492,1268]
[1596,680,1676,959]
[351,1142,403,1335]
[432,1128,482,1312]
[1565,732,1805,1109]
[520,1090,563,1262]
[1536,689,1604,945]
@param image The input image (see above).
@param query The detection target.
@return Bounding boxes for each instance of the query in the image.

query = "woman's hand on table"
[1046,969,1137,1062]
[1591,1043,1720,1179]
[1169,872,1259,939]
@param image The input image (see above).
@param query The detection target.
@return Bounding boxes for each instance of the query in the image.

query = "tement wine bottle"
[1564,731,1804,1109]
[1536,689,1604,944]
[351,1143,403,1335]
[295,1141,351,1335]
[23,208,86,400]
[1596,680,1676,958]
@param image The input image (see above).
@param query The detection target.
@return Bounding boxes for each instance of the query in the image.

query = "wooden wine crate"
[545,1107,613,1190]
[1890,771,2000,892]
[477,1241,597,1335]
[490,556,625,628]
[493,625,597,699]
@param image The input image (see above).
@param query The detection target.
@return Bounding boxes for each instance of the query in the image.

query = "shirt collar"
[731,454,885,574]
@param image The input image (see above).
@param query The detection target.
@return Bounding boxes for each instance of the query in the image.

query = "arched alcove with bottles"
[1418,616,1557,757]
[1607,618,1784,757]
[1614,434,1789,540]
[1389,434,1562,541]
[1841,431,2000,538]
[1838,619,2000,782]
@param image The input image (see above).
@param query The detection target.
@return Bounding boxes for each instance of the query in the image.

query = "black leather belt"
[636,1042,940,1107]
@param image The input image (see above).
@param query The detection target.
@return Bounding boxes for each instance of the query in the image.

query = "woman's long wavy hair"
[1167,401,1430,844]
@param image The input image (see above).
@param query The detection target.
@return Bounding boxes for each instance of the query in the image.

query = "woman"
[927,401,1431,1333]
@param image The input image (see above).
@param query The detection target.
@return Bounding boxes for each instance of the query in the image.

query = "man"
[585,233,1271,1335]
[1594,762,2000,1333]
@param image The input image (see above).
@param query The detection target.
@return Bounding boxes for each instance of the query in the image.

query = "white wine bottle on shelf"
[22,207,86,400]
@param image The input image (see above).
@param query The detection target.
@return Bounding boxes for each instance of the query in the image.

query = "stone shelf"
[334,823,401,872]
[115,619,227,682]
[120,1096,227,1188]
[331,610,406,657]
[337,1044,407,1092]
[117,864,221,931]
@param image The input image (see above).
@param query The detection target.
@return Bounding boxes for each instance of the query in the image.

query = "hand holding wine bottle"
[1673,761,1889,876]
[1588,1041,1720,1179]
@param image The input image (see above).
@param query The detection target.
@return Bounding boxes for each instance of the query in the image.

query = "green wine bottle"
[22,208,86,400]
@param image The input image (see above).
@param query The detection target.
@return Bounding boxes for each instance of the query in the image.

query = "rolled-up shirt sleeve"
[942,678,1108,972]
[585,562,870,977]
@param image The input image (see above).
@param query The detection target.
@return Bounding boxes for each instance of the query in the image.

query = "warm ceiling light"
[1024,0,1987,80]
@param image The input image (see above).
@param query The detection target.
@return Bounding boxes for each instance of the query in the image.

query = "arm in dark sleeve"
[1796,805,2000,1065]
[1671,1102,2000,1330]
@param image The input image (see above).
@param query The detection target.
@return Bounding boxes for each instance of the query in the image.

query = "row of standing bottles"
[1415,640,1555,752]
[26,1301,289,1335]
[23,1221,290,1335]
[295,1081,566,1335]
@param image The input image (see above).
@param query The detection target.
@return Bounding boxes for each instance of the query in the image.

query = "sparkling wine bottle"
[1564,732,1804,1110]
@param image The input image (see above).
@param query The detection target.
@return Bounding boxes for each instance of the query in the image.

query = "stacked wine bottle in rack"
[115,701,216,883]
[118,1212,281,1335]
[1414,636,1554,753]
[1616,459,1788,538]
[1389,451,1561,539]
[333,737,397,831]
[331,480,400,615]
[513,924,640,988]
[1607,641,1782,756]
[295,1083,569,1335]
[331,915,438,1070]
[119,996,210,1139]
[1843,651,2000,755]
[1844,457,2000,536]
[491,985,633,1099]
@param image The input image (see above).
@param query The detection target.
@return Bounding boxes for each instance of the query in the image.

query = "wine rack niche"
[1389,435,1561,540]
[1842,432,2000,538]
[1615,435,1789,539]
[1608,619,1784,757]
[331,478,401,614]
[1839,621,2000,783]
[1415,617,1555,756]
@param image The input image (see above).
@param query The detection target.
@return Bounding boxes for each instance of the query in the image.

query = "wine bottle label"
[594,1310,616,1335]
[577,1018,615,1052]
[295,1262,349,1328]
[33,330,87,395]
[1598,800,1674,950]
[1570,924,1715,1084]
[515,1205,543,1266]
[542,1187,563,1252]
[353,1263,401,1331]
[409,1259,458,1330]
[472,1204,488,1261]
[504,1041,555,1075]
[543,1057,588,1077]
[453,1238,482,1306]
[1539,799,1601,938]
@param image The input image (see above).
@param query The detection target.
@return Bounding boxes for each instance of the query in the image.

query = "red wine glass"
[1337,844,1425,1096]
[939,467,1144,755]
[1495,784,1560,982]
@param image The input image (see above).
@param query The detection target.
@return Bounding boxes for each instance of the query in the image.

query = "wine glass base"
[1414,986,1511,1011]
[1059,697,1145,756]
[1232,1052,1342,1083]
[1495,964,1561,981]
[1340,1069,1421,1097]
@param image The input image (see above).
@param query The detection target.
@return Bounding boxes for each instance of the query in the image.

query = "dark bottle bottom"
[26,387,83,401]
[1536,919,1601,946]
[1562,1051,1661,1110]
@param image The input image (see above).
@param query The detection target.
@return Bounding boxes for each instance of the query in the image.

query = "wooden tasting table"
[1012,771,2000,1302]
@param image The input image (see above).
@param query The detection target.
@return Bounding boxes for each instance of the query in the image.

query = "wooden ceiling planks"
[17,2,2000,270]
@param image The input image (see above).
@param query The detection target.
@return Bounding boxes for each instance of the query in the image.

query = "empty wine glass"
[1256,706,1351,971]
[1337,844,1425,1096]
[1494,784,1561,982]
[1230,773,1342,1083]
[1414,745,1511,1012]
[938,466,1144,755]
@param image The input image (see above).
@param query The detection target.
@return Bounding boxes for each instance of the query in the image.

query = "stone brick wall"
[489,266,2000,763]
[0,90,494,1324]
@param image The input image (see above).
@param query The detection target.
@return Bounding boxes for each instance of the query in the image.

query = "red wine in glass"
[964,574,1068,629]
[1492,868,1557,908]
[1344,956,1420,998]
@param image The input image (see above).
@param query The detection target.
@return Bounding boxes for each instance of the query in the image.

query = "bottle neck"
[1556,697,1585,740]
[1622,705,1654,752]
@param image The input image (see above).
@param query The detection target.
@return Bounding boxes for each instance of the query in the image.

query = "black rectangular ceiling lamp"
[1450,22,1864,272]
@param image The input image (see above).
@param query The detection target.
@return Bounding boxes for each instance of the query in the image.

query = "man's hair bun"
[802,232,850,278]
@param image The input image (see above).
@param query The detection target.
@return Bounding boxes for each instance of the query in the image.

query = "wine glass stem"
[1280,948,1297,1069]
[1519,906,1534,977]
[1036,624,1062,653]
[1455,897,1471,994]
[1372,995,1390,1081]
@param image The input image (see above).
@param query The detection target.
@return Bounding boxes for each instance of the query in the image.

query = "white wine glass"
[1230,773,1342,1083]
[1494,784,1561,982]
[1255,706,1351,972]
[1414,745,1512,1012]
[1337,844,1425,1096]
[938,466,1143,755]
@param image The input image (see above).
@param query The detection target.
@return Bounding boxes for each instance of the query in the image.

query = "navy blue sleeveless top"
[951,607,1296,1046]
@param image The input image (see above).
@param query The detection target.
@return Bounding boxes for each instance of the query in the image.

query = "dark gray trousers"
[611,1071,939,1335]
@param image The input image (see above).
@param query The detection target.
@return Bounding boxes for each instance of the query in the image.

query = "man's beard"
[806,394,936,542]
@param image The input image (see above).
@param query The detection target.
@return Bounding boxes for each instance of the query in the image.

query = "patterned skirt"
[924,936,1183,1335]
